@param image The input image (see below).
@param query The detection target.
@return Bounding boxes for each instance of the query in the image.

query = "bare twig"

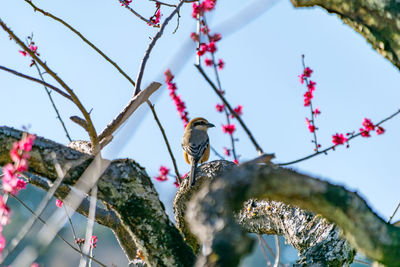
[210,145,225,160]
[32,61,72,142]
[0,65,72,101]
[278,109,400,166]
[150,0,176,7]
[24,0,136,88]
[134,0,185,95]
[70,116,89,132]
[119,0,160,27]
[388,201,400,224]
[147,100,182,184]
[11,195,107,267]
[195,64,264,155]
[98,82,161,145]
[0,19,99,149]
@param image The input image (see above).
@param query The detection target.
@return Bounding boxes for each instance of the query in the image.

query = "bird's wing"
[182,136,209,162]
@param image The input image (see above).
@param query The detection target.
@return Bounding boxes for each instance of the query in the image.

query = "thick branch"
[0,126,194,267]
[291,0,400,71]
[186,160,400,266]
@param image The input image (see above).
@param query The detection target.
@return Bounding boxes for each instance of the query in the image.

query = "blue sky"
[1,0,400,248]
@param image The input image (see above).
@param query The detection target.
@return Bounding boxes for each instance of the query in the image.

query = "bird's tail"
[189,160,198,186]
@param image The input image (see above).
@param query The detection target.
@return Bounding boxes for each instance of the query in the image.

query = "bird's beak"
[207,123,215,128]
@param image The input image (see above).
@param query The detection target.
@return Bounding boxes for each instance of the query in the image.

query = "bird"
[182,117,215,186]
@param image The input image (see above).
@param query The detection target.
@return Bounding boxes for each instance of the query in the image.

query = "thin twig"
[278,109,400,166]
[150,0,176,7]
[33,62,72,142]
[63,205,83,252]
[10,195,107,267]
[388,201,400,223]
[134,0,185,95]
[0,19,99,150]
[147,100,182,184]
[24,0,136,88]
[119,0,160,27]
[354,258,372,266]
[257,235,272,267]
[195,64,264,155]
[0,65,72,101]
[210,145,225,160]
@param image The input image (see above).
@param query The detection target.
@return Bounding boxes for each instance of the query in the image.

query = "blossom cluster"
[164,69,189,128]
[154,166,169,182]
[19,41,40,67]
[359,118,385,137]
[1,133,36,258]
[148,3,161,26]
[190,1,224,70]
[299,67,320,130]
[154,165,186,188]
[75,235,98,248]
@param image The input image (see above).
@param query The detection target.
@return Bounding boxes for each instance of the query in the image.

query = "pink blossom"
[215,103,224,112]
[203,0,216,11]
[313,108,321,117]
[206,42,217,53]
[204,58,213,66]
[197,43,207,56]
[233,159,239,165]
[362,118,375,131]
[0,233,5,255]
[190,32,199,42]
[233,105,243,116]
[29,44,38,53]
[223,147,230,156]
[303,67,313,77]
[201,26,209,34]
[155,175,168,182]
[360,128,371,137]
[305,118,315,133]
[30,263,40,267]
[222,124,236,135]
[2,164,15,181]
[299,73,305,84]
[376,126,385,135]
[19,50,27,57]
[307,80,316,91]
[56,199,63,208]
[217,59,224,70]
[210,33,221,42]
[332,133,347,145]
[90,235,98,248]
[159,166,170,176]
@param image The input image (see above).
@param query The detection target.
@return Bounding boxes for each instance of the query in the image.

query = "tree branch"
[0,126,194,266]
[0,65,72,101]
[186,159,400,266]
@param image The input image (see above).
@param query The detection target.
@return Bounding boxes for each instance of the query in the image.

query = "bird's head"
[186,117,215,132]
